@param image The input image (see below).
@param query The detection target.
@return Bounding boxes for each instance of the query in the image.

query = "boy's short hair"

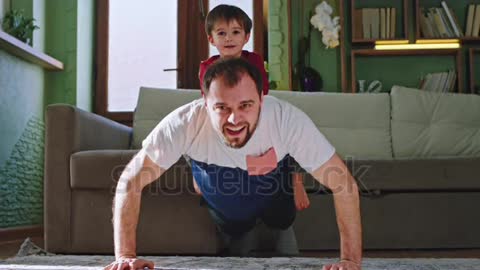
[203,58,263,96]
[205,4,253,35]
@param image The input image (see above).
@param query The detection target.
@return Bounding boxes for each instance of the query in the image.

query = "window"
[107,0,177,112]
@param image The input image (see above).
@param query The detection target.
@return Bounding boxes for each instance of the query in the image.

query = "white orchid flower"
[332,16,340,26]
[316,1,333,15]
[310,13,331,31]
[328,39,340,48]
[310,1,340,49]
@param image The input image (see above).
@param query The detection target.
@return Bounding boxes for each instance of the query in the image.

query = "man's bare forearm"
[112,151,163,259]
[113,181,142,259]
[333,175,362,265]
[312,154,363,266]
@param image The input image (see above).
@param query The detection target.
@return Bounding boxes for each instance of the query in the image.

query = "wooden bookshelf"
[0,30,63,70]
[351,49,463,92]
[415,0,480,43]
[351,0,409,44]
[470,48,480,93]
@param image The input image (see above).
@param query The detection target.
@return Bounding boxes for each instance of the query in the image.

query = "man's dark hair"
[202,58,263,96]
[205,4,252,35]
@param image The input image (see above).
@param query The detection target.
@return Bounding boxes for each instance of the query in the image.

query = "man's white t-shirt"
[143,95,335,221]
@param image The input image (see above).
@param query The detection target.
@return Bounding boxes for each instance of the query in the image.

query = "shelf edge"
[0,31,64,71]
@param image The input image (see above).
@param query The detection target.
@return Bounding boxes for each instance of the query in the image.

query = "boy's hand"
[293,174,310,211]
[104,256,154,270]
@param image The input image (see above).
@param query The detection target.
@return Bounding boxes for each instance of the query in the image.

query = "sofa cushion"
[70,150,195,192]
[391,86,480,158]
[270,90,392,159]
[132,88,201,148]
[70,191,220,254]
[302,158,480,192]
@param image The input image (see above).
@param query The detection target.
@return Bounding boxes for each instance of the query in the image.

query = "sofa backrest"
[391,86,480,158]
[133,88,201,149]
[270,91,392,159]
[133,87,393,159]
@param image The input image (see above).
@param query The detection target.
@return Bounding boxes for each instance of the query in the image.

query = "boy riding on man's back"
[196,4,310,211]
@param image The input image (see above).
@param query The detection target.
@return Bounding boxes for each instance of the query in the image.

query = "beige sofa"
[44,86,480,254]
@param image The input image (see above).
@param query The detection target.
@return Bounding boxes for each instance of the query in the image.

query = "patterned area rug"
[2,255,480,270]
[1,239,480,270]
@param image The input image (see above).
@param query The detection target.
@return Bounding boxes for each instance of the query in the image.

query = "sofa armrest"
[44,104,132,252]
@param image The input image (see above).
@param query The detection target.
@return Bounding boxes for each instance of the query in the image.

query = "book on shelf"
[362,8,371,39]
[431,8,449,38]
[386,8,391,38]
[439,8,455,37]
[448,8,463,37]
[472,5,480,37]
[419,6,463,38]
[355,7,397,40]
[441,1,463,37]
[420,8,434,38]
[390,7,396,38]
[427,9,441,37]
[419,70,456,92]
[380,8,386,39]
[371,8,380,39]
[466,4,475,36]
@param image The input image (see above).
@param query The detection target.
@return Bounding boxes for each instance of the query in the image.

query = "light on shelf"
[416,39,460,44]
[375,40,409,45]
[375,43,460,50]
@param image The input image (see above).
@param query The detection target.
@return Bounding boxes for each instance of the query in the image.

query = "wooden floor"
[1,237,479,260]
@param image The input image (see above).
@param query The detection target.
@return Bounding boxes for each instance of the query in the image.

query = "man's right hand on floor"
[104,256,154,270]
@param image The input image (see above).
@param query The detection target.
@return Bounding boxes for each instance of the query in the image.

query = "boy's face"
[208,19,250,58]
[204,73,263,149]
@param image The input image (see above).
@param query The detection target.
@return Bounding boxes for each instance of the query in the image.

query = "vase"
[300,66,323,92]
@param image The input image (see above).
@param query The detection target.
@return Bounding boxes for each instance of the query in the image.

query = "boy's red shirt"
[198,50,269,95]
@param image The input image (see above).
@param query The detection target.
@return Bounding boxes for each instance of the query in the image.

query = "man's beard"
[221,111,260,149]
[222,122,254,148]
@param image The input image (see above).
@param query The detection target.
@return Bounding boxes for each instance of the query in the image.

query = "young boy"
[196,4,310,211]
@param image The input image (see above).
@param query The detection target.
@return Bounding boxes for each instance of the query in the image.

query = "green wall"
[44,0,94,111]
[268,0,292,90]
[0,0,94,228]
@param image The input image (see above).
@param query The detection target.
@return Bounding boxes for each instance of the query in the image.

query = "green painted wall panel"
[268,0,291,90]
[44,0,77,106]
[11,0,32,18]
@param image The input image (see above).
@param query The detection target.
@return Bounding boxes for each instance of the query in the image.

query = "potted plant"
[1,9,39,45]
